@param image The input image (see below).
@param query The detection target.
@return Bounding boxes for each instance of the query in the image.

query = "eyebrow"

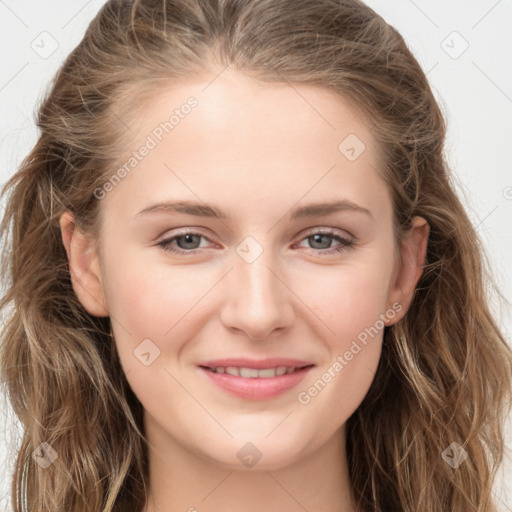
[136,198,373,221]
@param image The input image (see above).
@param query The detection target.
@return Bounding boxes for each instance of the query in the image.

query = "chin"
[197,436,312,472]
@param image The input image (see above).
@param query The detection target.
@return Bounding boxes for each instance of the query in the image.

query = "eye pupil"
[177,234,201,249]
[310,234,331,249]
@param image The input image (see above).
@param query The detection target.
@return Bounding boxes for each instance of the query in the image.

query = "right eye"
[157,230,214,255]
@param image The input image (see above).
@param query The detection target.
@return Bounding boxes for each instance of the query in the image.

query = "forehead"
[130,69,375,156]
[102,70,390,222]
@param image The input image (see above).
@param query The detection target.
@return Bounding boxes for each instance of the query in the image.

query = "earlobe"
[385,216,430,325]
[59,211,109,317]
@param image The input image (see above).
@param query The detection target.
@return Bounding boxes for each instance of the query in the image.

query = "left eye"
[157,229,354,256]
[297,231,354,253]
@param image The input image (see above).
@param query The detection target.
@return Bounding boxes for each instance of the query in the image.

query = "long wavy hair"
[1,0,511,510]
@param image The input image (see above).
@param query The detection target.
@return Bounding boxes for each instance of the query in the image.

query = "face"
[61,69,428,472]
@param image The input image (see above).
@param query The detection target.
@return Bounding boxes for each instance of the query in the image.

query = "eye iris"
[309,234,331,249]
[177,234,201,249]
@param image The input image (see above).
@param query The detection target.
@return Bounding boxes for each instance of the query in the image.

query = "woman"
[1,0,511,510]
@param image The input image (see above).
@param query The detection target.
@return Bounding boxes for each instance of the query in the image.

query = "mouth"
[197,359,315,400]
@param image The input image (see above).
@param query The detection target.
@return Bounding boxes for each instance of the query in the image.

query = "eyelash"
[157,228,355,256]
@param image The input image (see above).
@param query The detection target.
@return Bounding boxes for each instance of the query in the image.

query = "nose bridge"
[220,235,292,338]
[234,236,284,310]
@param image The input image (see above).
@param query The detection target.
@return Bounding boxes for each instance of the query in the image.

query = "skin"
[60,68,429,511]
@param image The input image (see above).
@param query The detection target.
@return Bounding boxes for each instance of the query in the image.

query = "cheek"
[306,258,394,346]
[295,255,394,403]
[101,247,205,368]
[294,273,390,427]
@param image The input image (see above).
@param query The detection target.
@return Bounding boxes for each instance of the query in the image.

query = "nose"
[219,246,295,341]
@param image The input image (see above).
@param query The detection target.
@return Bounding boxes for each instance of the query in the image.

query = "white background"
[0,0,511,510]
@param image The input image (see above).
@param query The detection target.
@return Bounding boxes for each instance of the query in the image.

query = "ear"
[385,216,429,325]
[59,211,109,317]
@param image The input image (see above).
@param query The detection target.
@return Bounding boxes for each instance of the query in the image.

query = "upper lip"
[198,358,315,369]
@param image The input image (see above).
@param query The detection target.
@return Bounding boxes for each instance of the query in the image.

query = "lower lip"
[199,366,314,400]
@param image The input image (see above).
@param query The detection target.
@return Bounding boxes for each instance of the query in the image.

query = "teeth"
[210,366,299,378]
[258,368,279,378]
[240,367,259,378]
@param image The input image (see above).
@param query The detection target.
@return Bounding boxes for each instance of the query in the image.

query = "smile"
[198,363,315,400]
